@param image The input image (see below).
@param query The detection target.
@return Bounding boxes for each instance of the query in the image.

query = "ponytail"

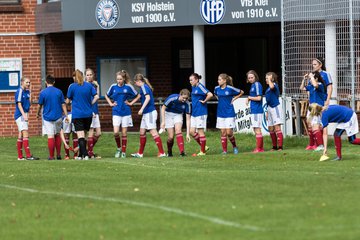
[116,70,131,84]
[219,73,233,86]
[134,73,153,91]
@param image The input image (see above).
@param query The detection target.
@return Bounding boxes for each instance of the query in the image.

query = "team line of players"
[14,65,360,160]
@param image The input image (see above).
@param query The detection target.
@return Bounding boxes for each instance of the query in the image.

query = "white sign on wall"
[232,97,293,136]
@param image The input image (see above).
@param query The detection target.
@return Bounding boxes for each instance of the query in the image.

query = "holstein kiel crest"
[96,0,120,29]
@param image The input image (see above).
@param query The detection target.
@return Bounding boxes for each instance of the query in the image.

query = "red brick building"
[0,0,281,136]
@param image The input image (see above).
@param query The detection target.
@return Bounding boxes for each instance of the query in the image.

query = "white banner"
[233,97,293,136]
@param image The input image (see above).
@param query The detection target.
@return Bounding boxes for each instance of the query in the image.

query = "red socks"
[351,138,360,145]
[228,135,237,148]
[167,139,174,154]
[276,130,283,148]
[153,135,164,154]
[139,135,147,154]
[314,130,324,146]
[55,134,61,157]
[270,131,277,148]
[256,134,264,150]
[221,136,227,152]
[64,137,70,157]
[17,138,23,159]
[334,136,342,159]
[48,138,55,158]
[23,137,31,158]
[200,136,206,153]
[115,135,121,148]
[193,132,201,145]
[176,133,185,153]
[73,138,78,157]
[121,136,127,153]
[308,130,316,146]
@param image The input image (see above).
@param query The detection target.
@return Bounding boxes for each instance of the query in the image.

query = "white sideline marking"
[0,183,263,232]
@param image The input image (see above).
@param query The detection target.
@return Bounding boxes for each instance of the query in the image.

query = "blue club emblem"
[96,0,120,29]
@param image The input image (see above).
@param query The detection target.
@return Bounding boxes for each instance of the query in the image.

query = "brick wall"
[0,0,42,137]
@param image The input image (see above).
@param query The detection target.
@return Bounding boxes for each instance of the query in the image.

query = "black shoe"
[27,156,40,160]
[167,152,173,157]
[56,156,62,160]
[180,152,186,157]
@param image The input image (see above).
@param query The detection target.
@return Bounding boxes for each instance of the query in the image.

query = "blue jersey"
[107,83,138,117]
[320,70,332,86]
[164,94,191,114]
[191,83,210,117]
[139,84,156,114]
[321,105,353,128]
[305,82,326,106]
[14,87,31,120]
[67,82,97,119]
[249,82,263,114]
[38,86,65,121]
[90,83,99,114]
[214,85,241,118]
[265,83,280,108]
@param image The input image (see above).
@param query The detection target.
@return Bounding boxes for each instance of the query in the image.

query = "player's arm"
[160,104,166,130]
[138,94,150,115]
[105,94,116,107]
[17,102,28,121]
[126,94,140,106]
[322,127,328,155]
[325,84,333,108]
[36,104,42,119]
[300,74,308,90]
[185,113,191,142]
[269,80,275,90]
[232,90,244,103]
[200,91,214,104]
[91,94,99,105]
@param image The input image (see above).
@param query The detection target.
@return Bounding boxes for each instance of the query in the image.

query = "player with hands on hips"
[214,73,244,155]
[189,73,213,156]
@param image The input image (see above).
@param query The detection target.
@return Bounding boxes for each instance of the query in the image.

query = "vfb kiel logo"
[96,0,120,29]
[200,0,226,24]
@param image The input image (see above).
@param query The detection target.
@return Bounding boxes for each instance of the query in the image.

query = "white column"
[325,21,337,135]
[325,21,337,104]
[74,30,86,73]
[193,25,206,86]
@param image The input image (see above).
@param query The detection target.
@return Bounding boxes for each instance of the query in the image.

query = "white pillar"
[325,21,337,104]
[193,25,206,86]
[325,21,337,135]
[74,30,86,73]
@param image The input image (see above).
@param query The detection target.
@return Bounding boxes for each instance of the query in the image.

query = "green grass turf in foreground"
[0,132,359,240]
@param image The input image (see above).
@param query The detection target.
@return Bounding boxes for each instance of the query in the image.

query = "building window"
[0,0,22,12]
[0,0,21,4]
[97,57,147,97]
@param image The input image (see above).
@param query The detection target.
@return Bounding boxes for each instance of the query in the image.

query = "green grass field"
[1,132,360,240]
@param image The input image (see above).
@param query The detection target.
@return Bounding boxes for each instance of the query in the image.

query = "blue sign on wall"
[0,58,22,93]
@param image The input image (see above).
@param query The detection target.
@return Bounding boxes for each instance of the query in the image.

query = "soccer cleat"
[26,156,40,160]
[83,156,89,161]
[64,156,70,160]
[94,153,102,159]
[56,156,62,160]
[277,147,283,151]
[233,147,239,154]
[115,148,121,158]
[205,146,210,152]
[167,152,173,157]
[331,156,342,161]
[158,153,167,158]
[74,156,82,160]
[305,145,316,150]
[121,152,126,158]
[314,145,324,151]
[252,148,264,153]
[197,151,206,156]
[270,147,278,152]
[17,157,25,161]
[131,153,143,158]
[221,151,227,155]
[48,157,55,160]
[180,152,186,157]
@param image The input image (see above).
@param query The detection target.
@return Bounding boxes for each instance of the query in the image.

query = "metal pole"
[193,25,206,86]
[349,0,356,110]
[39,35,46,89]
[74,30,86,73]
[280,0,288,136]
